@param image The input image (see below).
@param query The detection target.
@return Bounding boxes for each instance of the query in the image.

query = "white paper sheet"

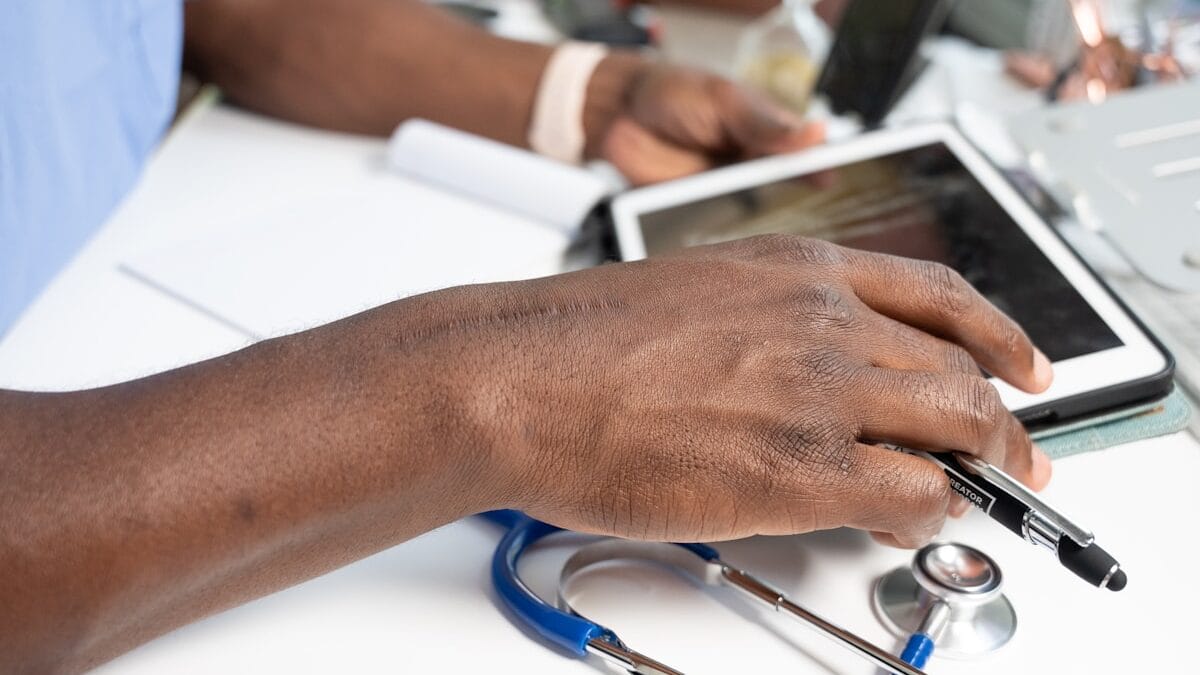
[123,173,569,340]
[388,119,610,234]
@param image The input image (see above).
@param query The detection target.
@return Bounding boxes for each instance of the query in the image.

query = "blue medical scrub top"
[0,1,183,336]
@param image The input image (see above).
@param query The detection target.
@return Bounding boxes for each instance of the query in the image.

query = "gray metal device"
[874,542,1018,658]
[556,538,928,675]
[1008,81,1200,292]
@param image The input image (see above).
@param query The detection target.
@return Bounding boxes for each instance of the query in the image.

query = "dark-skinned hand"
[443,234,1053,547]
[584,57,826,186]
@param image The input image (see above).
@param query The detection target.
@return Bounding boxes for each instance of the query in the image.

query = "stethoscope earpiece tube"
[483,510,928,675]
[900,633,935,669]
[483,510,605,655]
[897,595,951,669]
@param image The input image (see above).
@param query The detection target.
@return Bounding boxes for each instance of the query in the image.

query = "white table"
[4,13,1198,675]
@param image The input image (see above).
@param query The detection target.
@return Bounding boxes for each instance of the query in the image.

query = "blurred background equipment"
[438,1,500,25]
[815,0,954,127]
[998,0,1198,100]
[1008,81,1200,403]
[539,0,658,46]
[734,0,832,113]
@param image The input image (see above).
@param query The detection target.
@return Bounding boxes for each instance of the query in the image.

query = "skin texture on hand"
[477,236,1052,544]
[8,3,1044,669]
[184,0,824,187]
[584,54,827,185]
[0,236,1050,671]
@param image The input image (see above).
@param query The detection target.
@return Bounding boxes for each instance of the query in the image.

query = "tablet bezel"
[609,122,1170,415]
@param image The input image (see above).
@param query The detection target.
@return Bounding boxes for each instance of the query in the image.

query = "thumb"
[721,85,826,156]
[602,115,715,186]
[761,118,826,155]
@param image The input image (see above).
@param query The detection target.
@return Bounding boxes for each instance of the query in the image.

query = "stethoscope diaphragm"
[873,541,1017,659]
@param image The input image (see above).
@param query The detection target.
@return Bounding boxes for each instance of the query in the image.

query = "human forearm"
[1,236,1054,672]
[0,296,509,673]
[184,0,832,184]
[184,0,559,144]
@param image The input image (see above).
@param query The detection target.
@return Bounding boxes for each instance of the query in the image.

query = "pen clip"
[953,453,1095,547]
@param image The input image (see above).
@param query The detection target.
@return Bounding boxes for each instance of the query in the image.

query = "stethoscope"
[482,510,1015,674]
[874,541,1017,668]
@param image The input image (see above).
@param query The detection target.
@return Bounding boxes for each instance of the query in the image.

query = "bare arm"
[183,0,640,151]
[183,0,826,185]
[1,237,1052,673]
[0,297,509,673]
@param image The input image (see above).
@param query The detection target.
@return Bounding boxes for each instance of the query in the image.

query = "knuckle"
[919,261,973,318]
[794,283,857,329]
[960,376,1004,440]
[752,234,846,266]
[791,348,856,393]
[944,344,980,375]
[758,417,857,485]
[896,470,950,546]
[999,319,1025,358]
[912,468,953,516]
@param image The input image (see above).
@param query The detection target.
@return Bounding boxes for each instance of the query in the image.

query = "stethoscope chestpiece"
[912,542,1004,606]
[873,542,1018,659]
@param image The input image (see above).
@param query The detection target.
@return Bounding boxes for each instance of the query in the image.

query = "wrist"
[582,51,651,159]
[368,287,534,514]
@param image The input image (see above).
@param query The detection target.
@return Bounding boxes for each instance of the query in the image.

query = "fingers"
[858,310,982,376]
[871,531,921,548]
[730,237,1050,393]
[613,70,825,184]
[948,495,972,518]
[714,81,826,156]
[948,444,1053,517]
[769,119,827,155]
[843,251,1053,394]
[601,115,714,186]
[829,444,951,548]
[855,368,1049,490]
[1030,443,1053,491]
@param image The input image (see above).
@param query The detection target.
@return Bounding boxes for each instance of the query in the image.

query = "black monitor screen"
[637,143,1122,361]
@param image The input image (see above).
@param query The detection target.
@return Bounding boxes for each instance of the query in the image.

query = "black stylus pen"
[896,447,1127,591]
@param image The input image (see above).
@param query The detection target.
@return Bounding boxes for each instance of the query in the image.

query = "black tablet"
[609,123,1173,426]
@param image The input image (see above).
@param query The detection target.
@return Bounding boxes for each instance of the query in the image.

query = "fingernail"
[1033,349,1054,391]
[801,119,827,143]
[949,495,971,518]
[1031,444,1053,491]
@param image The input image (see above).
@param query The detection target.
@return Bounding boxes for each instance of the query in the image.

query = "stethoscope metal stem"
[556,537,926,675]
[490,510,930,675]
[585,637,684,675]
[874,542,1017,662]
[720,566,926,675]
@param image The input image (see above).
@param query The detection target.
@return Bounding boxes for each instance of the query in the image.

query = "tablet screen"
[637,143,1122,362]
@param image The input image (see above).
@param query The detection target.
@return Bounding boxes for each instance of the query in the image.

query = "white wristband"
[528,41,609,164]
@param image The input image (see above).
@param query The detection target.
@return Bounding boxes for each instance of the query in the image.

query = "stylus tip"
[1107,569,1127,592]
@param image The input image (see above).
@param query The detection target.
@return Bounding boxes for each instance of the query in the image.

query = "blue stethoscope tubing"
[479,509,926,675]
[901,632,936,669]
[480,509,718,658]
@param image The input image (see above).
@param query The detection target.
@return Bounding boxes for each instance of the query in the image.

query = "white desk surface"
[3,12,1198,675]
